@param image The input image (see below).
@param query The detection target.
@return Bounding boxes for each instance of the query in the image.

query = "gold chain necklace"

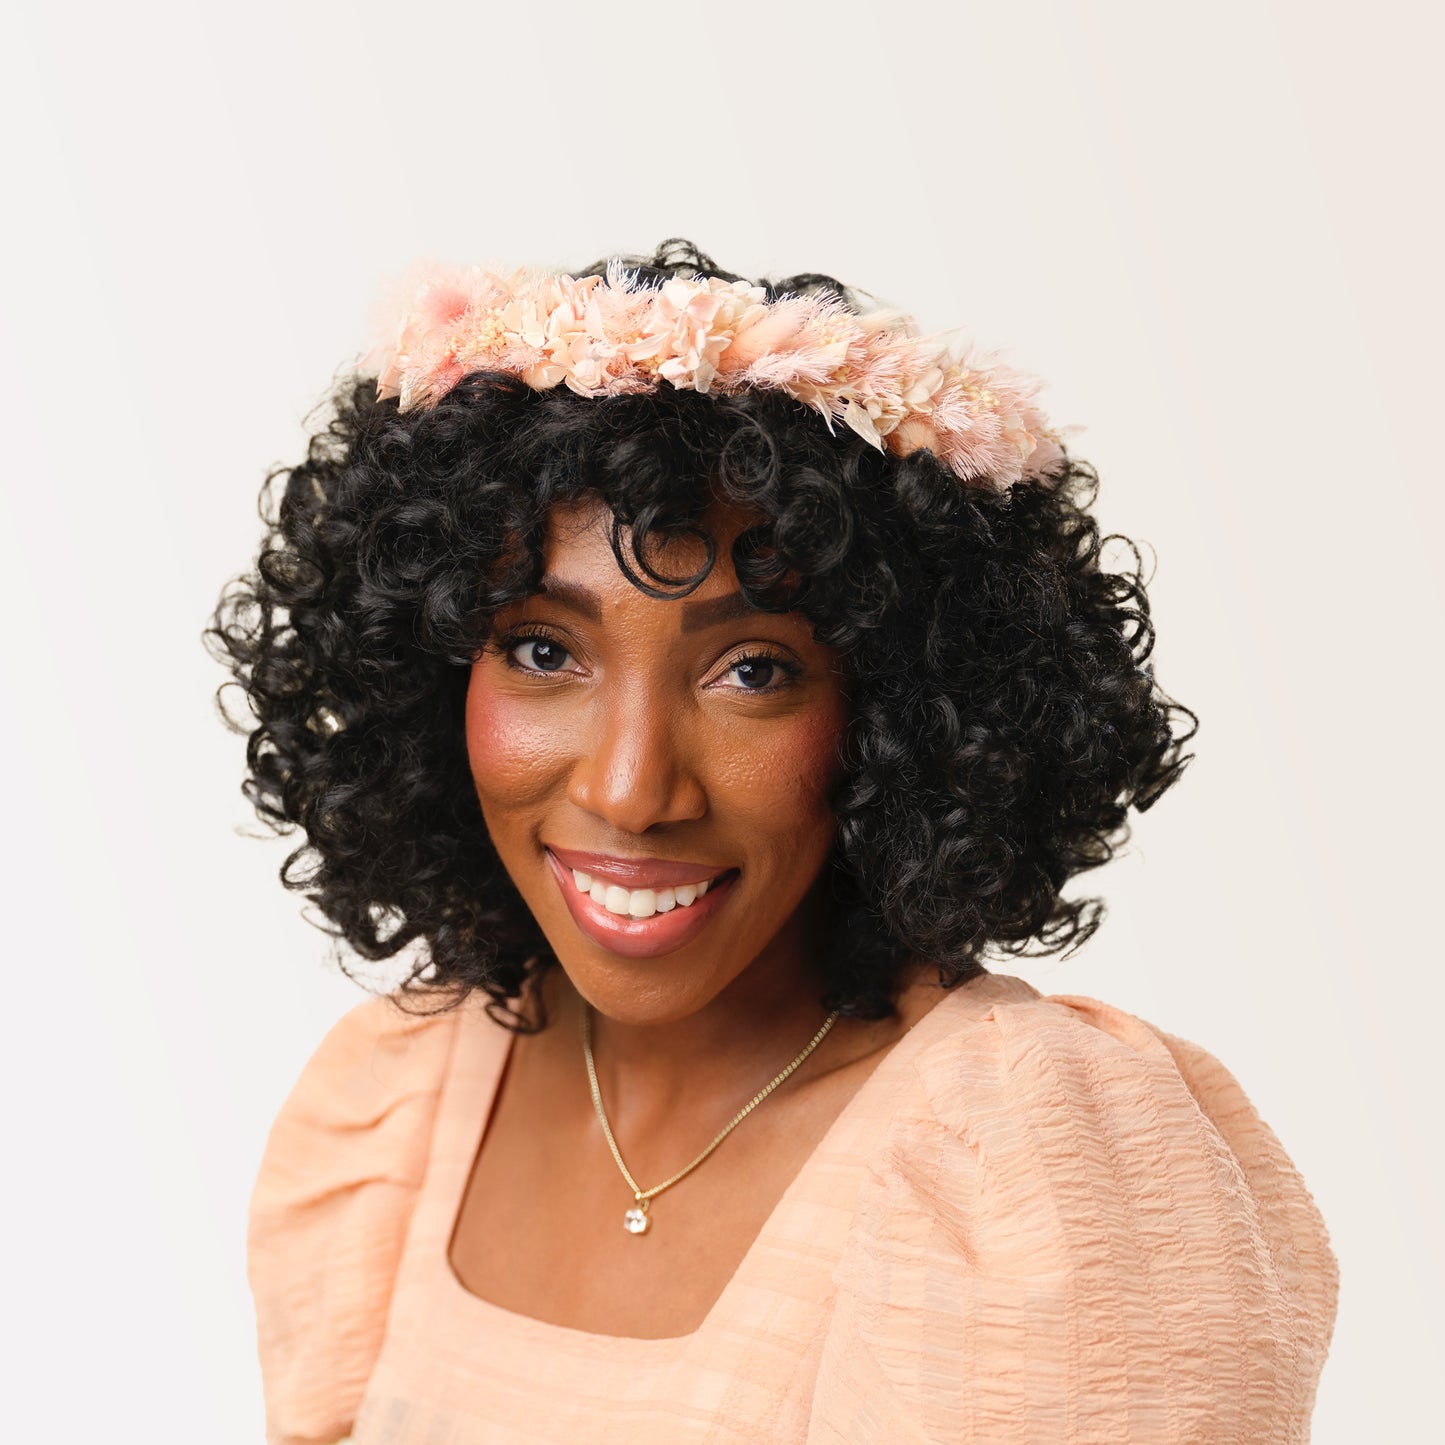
[580,1000,841,1235]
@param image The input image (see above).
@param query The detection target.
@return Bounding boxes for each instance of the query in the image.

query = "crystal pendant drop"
[623,1206,650,1235]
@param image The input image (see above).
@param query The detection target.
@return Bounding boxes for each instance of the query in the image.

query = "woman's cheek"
[798,696,850,787]
[711,701,848,832]
[464,665,570,808]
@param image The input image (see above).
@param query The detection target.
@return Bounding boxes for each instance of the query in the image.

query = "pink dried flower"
[363,259,1069,489]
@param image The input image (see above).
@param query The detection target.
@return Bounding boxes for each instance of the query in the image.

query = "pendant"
[623,1204,650,1235]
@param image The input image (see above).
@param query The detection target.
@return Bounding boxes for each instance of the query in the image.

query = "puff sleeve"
[246,993,461,1445]
[807,990,1340,1444]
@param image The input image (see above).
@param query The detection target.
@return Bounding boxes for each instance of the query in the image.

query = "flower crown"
[362,257,1072,489]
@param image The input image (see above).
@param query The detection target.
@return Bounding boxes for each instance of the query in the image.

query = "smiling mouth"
[543,848,742,959]
[562,863,738,919]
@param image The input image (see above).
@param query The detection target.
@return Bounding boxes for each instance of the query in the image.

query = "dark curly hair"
[204,238,1197,1031]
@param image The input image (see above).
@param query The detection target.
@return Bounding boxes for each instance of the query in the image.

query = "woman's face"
[465,494,850,1026]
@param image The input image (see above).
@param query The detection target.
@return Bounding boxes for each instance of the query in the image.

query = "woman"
[210,239,1339,1442]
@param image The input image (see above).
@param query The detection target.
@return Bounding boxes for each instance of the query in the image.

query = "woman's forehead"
[542,492,761,553]
[525,574,766,632]
[523,496,762,598]
[496,511,823,645]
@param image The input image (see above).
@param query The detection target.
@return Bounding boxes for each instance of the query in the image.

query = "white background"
[2,2,1438,1439]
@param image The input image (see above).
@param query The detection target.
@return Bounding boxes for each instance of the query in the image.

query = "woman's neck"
[537,941,837,1130]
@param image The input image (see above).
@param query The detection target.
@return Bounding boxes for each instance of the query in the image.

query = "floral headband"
[362,257,1073,489]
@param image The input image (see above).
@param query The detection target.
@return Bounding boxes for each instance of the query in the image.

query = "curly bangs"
[205,244,1197,1028]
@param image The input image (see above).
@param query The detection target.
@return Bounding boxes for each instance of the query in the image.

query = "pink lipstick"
[543,846,740,959]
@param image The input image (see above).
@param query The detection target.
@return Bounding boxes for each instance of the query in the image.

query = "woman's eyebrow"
[533,578,602,621]
[678,591,760,633]
[535,578,764,632]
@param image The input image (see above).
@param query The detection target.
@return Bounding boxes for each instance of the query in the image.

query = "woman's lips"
[545,844,729,890]
[544,847,740,960]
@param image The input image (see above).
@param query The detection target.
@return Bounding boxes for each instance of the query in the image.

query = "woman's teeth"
[570,868,715,919]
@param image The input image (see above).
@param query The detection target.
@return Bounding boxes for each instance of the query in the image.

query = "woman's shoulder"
[907,970,1339,1311]
[248,991,463,1229]
[246,990,464,1445]
[908,971,1335,1244]
[908,967,1283,1140]
[811,968,1341,1440]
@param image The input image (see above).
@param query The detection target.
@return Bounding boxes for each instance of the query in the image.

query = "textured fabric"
[247,970,1339,1443]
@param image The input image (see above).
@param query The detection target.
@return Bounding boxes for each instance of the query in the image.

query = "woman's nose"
[566,693,707,835]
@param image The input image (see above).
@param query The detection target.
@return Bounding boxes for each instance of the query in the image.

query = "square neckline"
[427,973,987,1355]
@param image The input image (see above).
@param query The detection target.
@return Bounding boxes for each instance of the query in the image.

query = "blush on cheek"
[464,665,509,771]
[721,704,849,833]
[782,704,850,811]
[464,665,567,806]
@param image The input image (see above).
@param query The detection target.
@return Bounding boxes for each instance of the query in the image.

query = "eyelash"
[494,627,803,694]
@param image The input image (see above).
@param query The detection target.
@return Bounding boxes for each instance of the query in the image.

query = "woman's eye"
[721,653,799,692]
[507,635,573,674]
[500,633,797,692]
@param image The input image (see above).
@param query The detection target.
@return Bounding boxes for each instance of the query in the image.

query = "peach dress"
[247,970,1339,1443]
